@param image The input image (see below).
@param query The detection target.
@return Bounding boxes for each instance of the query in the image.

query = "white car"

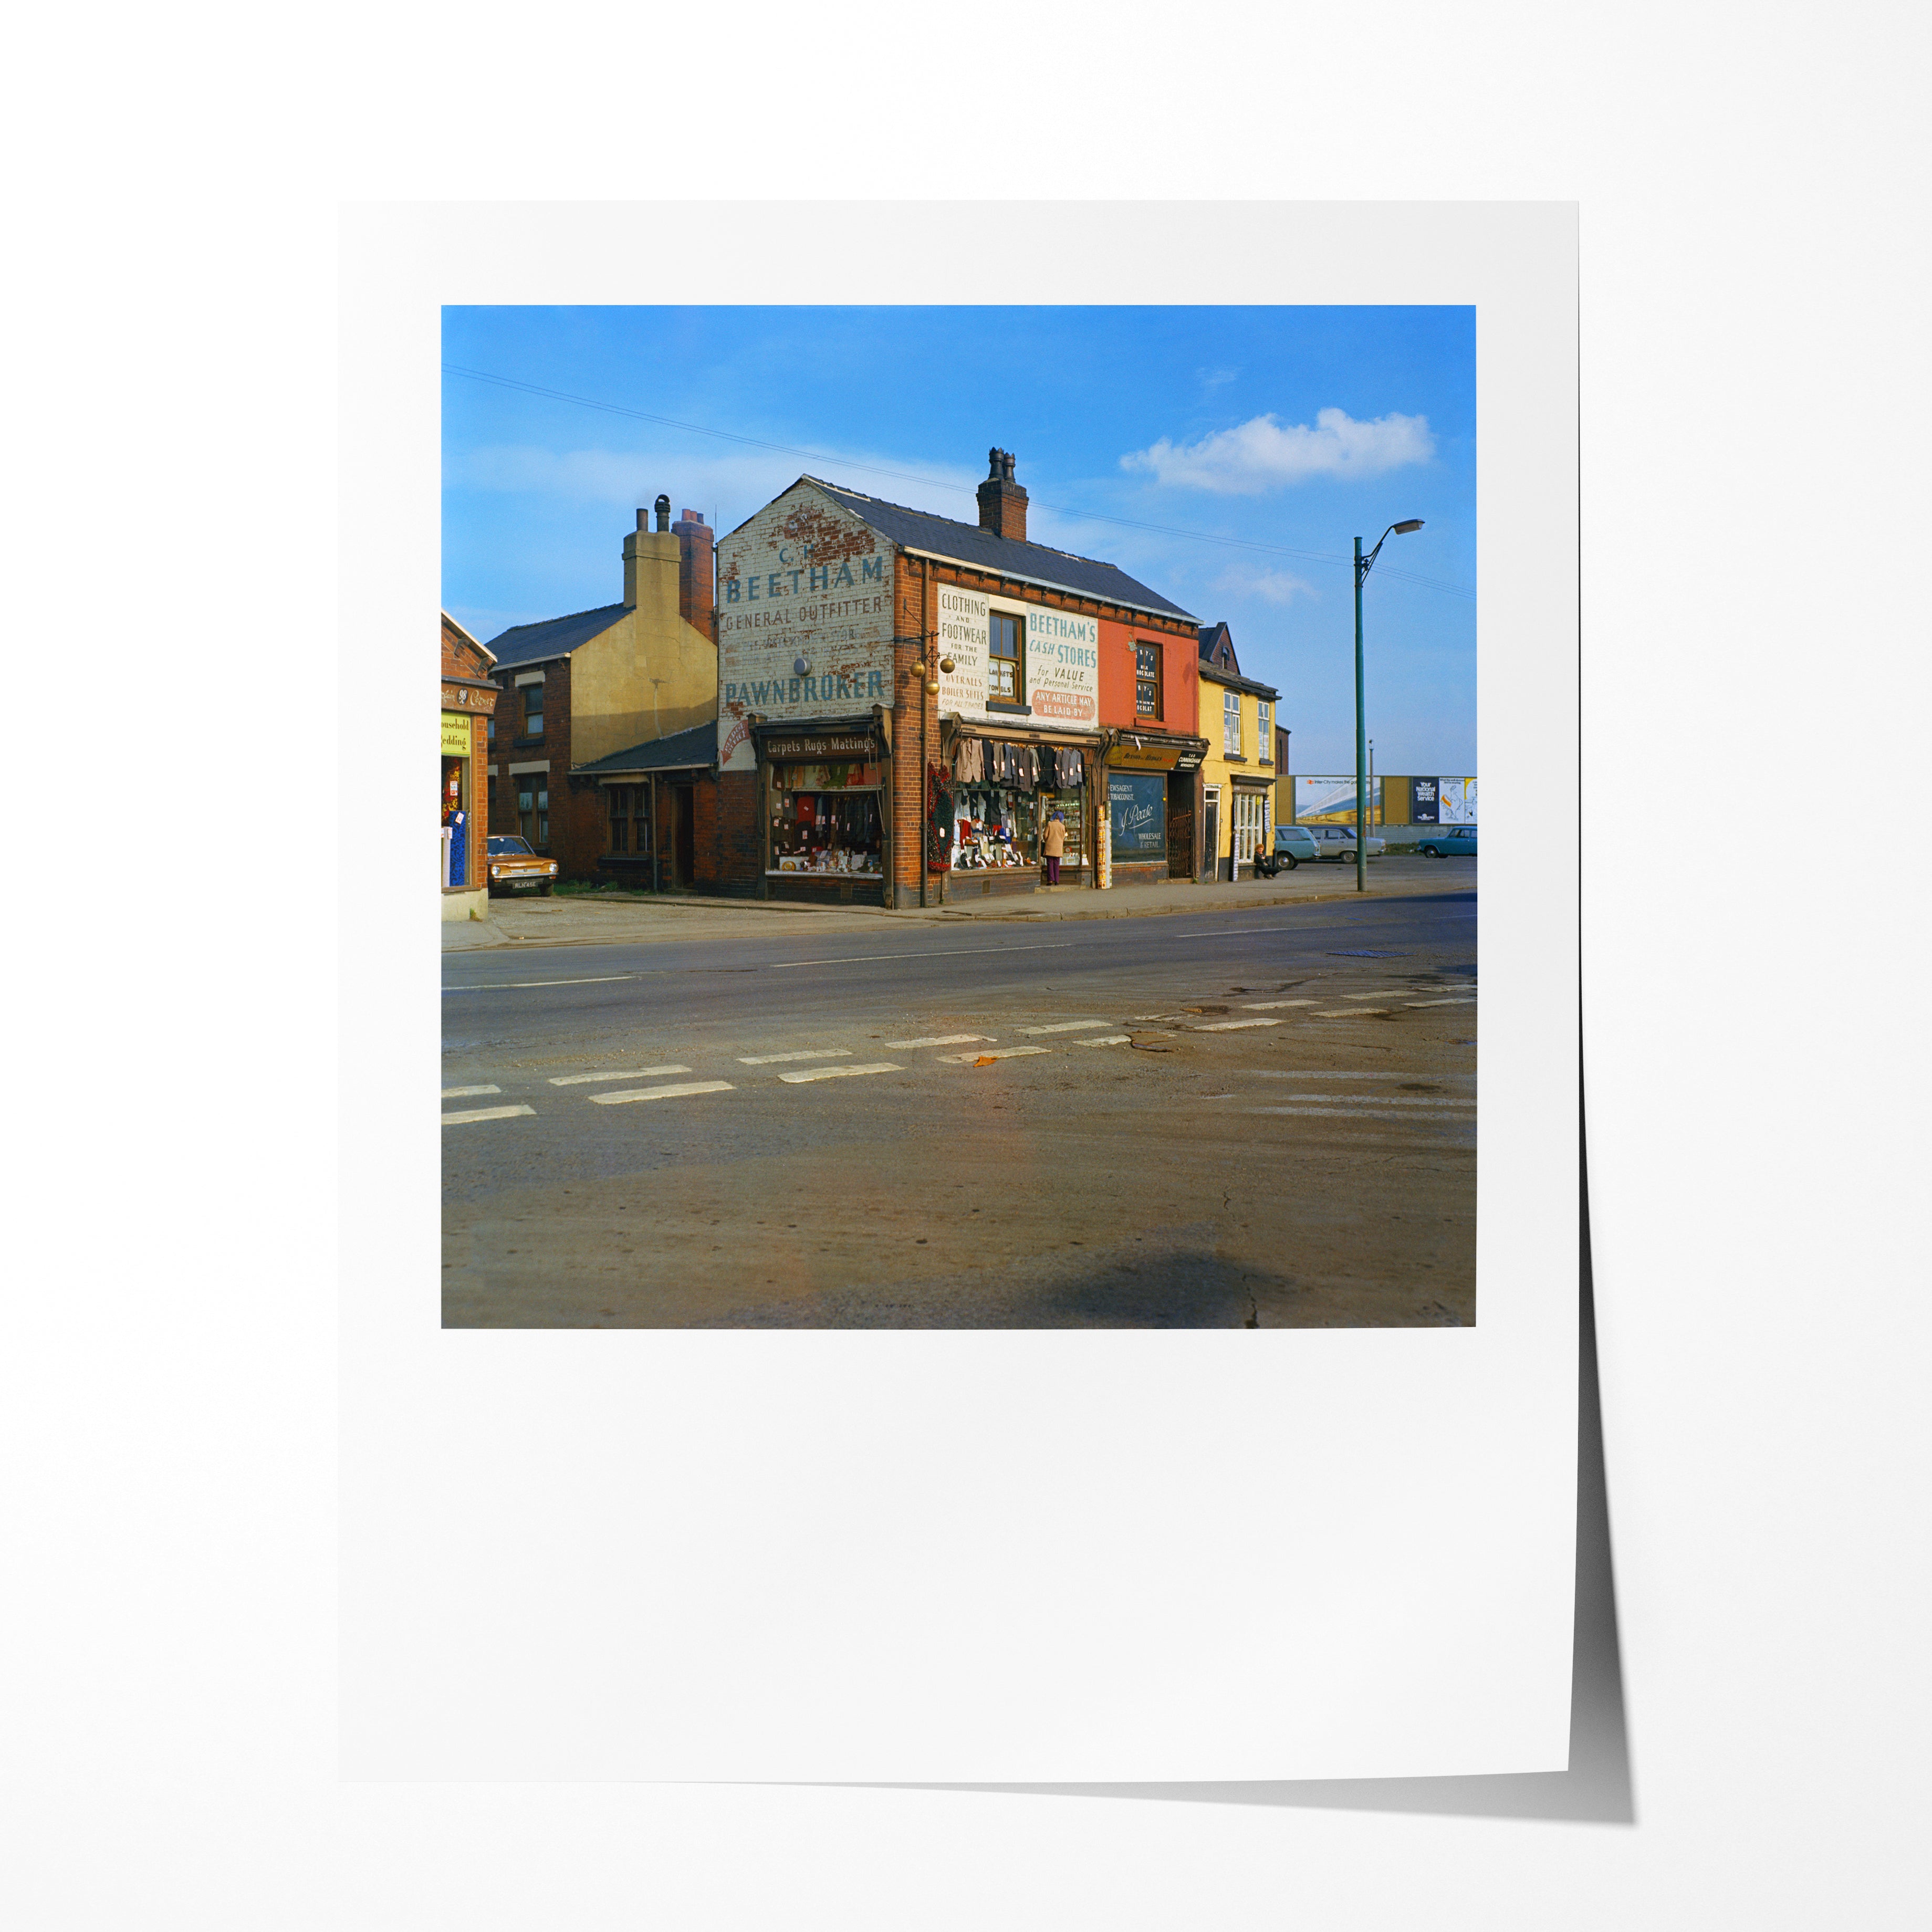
[1310,823,1386,861]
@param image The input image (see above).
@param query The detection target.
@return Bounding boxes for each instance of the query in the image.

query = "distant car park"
[1309,823,1386,861]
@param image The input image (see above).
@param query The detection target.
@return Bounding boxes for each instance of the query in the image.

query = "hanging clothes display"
[944,737,1086,873]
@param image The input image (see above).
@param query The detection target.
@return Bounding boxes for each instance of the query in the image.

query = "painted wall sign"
[764,734,879,760]
[1108,771,1167,859]
[716,483,894,771]
[936,587,1099,727]
[440,712,474,757]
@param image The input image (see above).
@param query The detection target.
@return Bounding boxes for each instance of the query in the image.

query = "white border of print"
[341,202,1575,1783]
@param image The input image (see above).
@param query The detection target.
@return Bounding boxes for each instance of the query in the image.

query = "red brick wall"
[490,656,593,873]
[889,557,941,907]
[702,769,763,894]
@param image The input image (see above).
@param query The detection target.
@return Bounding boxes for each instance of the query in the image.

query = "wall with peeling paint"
[716,482,894,770]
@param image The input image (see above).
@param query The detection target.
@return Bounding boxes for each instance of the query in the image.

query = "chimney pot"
[636,507,649,531]
[976,446,1028,542]
[654,494,672,531]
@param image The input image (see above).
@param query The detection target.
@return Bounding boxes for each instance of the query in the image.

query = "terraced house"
[483,497,718,887]
[1194,621,1281,880]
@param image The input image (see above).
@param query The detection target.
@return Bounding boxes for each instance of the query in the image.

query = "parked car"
[1254,824,1321,875]
[1310,823,1386,861]
[486,834,558,896]
[1417,825,1478,858]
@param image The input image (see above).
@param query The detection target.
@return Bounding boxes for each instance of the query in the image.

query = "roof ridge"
[809,474,1118,573]
[494,598,626,635]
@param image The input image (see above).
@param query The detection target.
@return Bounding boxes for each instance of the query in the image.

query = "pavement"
[443,853,1477,951]
[442,884,1478,1329]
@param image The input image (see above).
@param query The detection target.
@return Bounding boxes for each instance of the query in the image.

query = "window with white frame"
[1223,688,1242,755]
[1233,789,1268,869]
[1257,700,1271,760]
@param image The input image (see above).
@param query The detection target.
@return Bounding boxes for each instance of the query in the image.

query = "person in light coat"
[1041,810,1067,885]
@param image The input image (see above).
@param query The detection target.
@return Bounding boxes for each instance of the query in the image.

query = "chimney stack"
[654,493,672,532]
[976,446,1028,541]
[672,507,715,641]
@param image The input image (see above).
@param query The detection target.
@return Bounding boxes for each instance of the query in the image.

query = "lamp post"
[1353,520,1424,892]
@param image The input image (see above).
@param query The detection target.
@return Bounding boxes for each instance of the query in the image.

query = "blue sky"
[442,307,1475,775]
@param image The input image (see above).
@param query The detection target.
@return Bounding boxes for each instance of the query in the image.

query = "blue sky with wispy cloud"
[443,306,1474,773]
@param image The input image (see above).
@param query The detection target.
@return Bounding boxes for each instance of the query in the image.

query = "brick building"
[713,450,1205,909]
[483,497,717,884]
[440,611,498,920]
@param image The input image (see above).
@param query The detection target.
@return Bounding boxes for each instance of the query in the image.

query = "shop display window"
[768,762,882,876]
[945,738,1088,872]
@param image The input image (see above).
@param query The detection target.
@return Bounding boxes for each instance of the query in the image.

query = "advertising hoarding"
[1294,775,1380,824]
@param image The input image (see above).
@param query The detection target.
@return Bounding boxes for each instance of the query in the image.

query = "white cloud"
[1214,563,1319,607]
[1120,408,1435,493]
[1197,366,1238,390]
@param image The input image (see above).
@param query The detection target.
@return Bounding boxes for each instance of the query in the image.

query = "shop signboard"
[1108,771,1167,859]
[936,586,1100,728]
[440,711,473,757]
[716,482,895,771]
[1110,740,1180,771]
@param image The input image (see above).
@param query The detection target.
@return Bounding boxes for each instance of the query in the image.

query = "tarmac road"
[441,885,1477,1329]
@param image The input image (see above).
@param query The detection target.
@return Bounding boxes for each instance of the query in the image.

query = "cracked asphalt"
[441,885,1477,1327]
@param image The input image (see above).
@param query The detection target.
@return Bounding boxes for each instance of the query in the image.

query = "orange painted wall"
[1097,618,1199,735]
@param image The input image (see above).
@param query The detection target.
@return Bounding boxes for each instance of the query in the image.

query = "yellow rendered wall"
[1198,686,1276,857]
[571,531,718,767]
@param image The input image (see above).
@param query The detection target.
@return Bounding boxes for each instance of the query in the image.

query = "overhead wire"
[442,363,1476,601]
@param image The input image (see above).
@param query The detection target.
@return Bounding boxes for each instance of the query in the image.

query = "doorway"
[673,782,696,886]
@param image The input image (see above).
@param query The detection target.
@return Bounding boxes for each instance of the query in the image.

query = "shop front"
[757,720,890,906]
[1104,733,1206,885]
[439,626,498,921]
[939,730,1096,897]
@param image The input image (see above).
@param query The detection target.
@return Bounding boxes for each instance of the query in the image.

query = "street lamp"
[1353,520,1424,893]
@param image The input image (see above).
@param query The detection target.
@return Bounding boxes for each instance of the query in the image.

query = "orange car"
[485,834,558,896]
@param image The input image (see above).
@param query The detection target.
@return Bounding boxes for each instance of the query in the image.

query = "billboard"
[1294,775,1380,824]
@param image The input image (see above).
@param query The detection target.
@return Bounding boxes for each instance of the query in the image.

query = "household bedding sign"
[347,201,1580,1785]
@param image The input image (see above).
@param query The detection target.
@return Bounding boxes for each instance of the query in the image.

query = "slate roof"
[483,602,628,673]
[572,720,717,776]
[1197,621,1240,672]
[1196,658,1279,702]
[806,479,1196,623]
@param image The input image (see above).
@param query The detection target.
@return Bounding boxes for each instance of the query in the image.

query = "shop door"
[1202,787,1221,882]
[674,783,696,885]
[1165,774,1193,880]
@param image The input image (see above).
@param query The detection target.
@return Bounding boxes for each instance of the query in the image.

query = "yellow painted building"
[1196,657,1280,880]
